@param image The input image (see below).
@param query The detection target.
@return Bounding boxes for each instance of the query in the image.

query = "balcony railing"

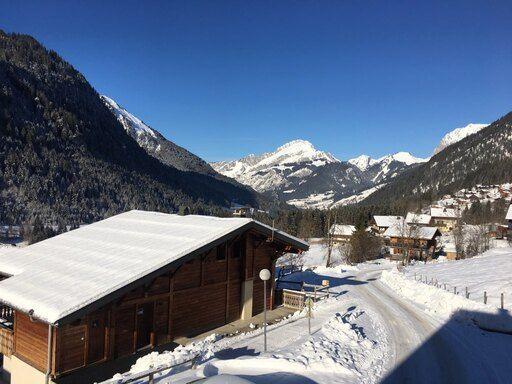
[0,304,14,330]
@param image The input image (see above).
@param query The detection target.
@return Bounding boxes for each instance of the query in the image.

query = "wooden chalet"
[329,224,356,244]
[370,215,404,235]
[430,206,460,232]
[384,224,441,261]
[0,211,307,384]
[405,212,432,227]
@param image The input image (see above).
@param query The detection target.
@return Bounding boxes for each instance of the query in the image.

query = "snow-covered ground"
[108,265,392,384]
[106,244,512,384]
[400,246,512,310]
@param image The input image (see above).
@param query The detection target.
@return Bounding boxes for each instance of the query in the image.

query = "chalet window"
[216,244,227,261]
[70,318,83,327]
[232,239,245,259]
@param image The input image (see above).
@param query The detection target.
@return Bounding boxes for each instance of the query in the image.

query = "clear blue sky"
[2,0,511,161]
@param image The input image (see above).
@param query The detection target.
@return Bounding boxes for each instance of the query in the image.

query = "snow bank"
[405,247,512,310]
[197,308,387,384]
[381,269,512,333]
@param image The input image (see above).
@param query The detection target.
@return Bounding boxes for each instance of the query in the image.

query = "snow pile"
[381,269,512,333]
[405,246,512,310]
[195,308,387,384]
[292,311,380,376]
[110,334,221,382]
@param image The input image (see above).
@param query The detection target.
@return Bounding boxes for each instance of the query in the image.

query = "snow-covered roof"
[430,207,460,219]
[506,205,512,221]
[373,215,404,228]
[383,224,441,240]
[405,212,432,225]
[0,210,307,324]
[330,224,356,236]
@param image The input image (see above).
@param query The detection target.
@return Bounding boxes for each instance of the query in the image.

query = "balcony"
[0,305,14,357]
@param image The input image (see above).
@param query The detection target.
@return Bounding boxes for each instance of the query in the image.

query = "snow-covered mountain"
[365,112,512,206]
[101,95,217,176]
[433,123,488,154]
[213,140,340,192]
[348,152,428,184]
[211,140,426,208]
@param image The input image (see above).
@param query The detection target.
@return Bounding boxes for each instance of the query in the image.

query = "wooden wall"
[21,230,284,377]
[252,242,275,314]
[14,312,49,372]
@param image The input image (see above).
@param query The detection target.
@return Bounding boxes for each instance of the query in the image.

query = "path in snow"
[353,267,512,384]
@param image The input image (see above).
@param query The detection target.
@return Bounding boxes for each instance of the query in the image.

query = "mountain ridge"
[363,113,512,206]
[0,30,260,224]
[211,140,425,208]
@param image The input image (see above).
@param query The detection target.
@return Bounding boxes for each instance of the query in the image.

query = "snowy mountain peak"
[434,123,488,154]
[348,155,376,171]
[101,95,157,139]
[349,152,427,171]
[269,139,340,165]
[382,152,429,165]
[102,95,217,175]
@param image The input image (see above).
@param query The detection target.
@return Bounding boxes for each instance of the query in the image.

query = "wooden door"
[136,302,154,350]
[87,312,106,364]
[114,306,135,358]
[59,325,86,373]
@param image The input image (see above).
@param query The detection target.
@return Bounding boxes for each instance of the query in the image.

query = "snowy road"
[353,267,512,384]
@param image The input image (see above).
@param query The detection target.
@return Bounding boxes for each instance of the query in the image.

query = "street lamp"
[259,268,271,352]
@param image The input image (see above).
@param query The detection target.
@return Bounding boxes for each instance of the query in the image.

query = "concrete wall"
[240,279,254,320]
[2,355,54,384]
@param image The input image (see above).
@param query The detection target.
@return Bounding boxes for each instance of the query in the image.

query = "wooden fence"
[413,273,507,309]
[282,289,306,310]
[282,282,331,310]
[0,326,13,357]
[97,356,197,384]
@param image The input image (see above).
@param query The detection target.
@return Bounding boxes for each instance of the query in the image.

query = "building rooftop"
[373,215,404,228]
[384,224,441,240]
[329,224,356,237]
[0,210,307,324]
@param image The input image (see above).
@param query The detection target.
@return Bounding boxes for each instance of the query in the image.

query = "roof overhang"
[35,221,308,326]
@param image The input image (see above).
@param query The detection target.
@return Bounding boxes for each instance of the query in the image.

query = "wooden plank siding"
[13,312,50,372]
[252,243,275,314]
[14,230,286,378]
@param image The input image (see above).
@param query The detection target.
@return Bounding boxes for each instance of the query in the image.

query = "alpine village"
[1,3,512,384]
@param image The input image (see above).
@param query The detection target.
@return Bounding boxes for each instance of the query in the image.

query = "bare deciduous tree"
[452,219,466,259]
[347,228,382,265]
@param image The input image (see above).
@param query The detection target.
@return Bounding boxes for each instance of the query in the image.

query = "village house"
[384,224,441,261]
[506,205,512,234]
[430,207,460,232]
[0,210,307,384]
[405,212,432,227]
[329,224,356,244]
[230,203,254,218]
[369,215,404,235]
[442,243,457,260]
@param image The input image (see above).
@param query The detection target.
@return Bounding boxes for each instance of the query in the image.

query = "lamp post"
[259,268,271,352]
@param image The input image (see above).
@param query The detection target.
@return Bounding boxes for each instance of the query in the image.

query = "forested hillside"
[0,31,260,225]
[364,112,512,206]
